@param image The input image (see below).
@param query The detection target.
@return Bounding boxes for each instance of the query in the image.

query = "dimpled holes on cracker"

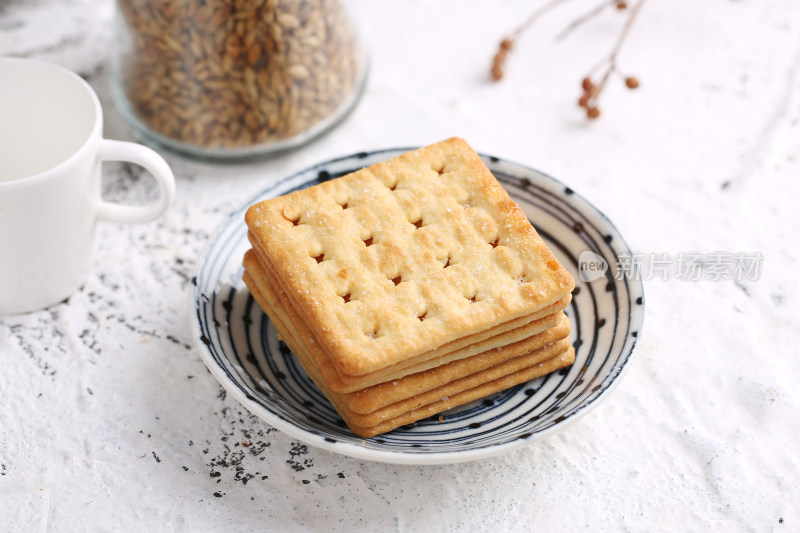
[244,138,574,377]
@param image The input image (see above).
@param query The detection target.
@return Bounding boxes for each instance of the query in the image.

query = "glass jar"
[111,0,366,159]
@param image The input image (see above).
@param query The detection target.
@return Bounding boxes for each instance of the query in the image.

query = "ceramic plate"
[190,149,644,465]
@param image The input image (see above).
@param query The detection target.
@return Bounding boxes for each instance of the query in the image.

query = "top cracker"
[245,138,574,376]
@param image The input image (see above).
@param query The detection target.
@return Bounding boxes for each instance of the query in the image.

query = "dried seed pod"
[625,76,640,89]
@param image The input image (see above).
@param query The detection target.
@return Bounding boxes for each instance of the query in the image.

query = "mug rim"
[0,57,103,188]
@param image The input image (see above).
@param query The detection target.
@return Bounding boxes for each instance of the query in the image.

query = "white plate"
[190,149,644,465]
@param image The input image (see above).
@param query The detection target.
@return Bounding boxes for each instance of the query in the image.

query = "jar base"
[110,61,368,162]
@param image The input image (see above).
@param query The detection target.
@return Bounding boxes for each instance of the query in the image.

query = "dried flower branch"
[490,0,647,119]
[578,0,645,118]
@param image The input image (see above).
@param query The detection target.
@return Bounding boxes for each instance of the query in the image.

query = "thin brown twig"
[593,0,647,95]
[608,0,646,64]
[491,0,574,80]
[555,0,617,42]
[509,0,572,40]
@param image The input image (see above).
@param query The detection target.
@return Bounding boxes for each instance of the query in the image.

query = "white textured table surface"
[2,0,799,530]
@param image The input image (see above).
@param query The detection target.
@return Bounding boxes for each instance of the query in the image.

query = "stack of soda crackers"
[242,138,575,438]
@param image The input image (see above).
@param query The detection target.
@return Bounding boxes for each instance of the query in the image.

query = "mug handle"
[96,139,176,224]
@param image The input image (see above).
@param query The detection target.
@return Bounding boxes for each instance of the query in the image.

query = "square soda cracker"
[342,339,572,428]
[345,348,575,438]
[345,321,571,415]
[243,254,571,413]
[243,250,571,393]
[245,243,570,389]
[244,266,575,437]
[245,138,575,376]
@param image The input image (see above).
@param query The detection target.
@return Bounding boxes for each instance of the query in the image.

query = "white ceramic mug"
[0,58,176,314]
